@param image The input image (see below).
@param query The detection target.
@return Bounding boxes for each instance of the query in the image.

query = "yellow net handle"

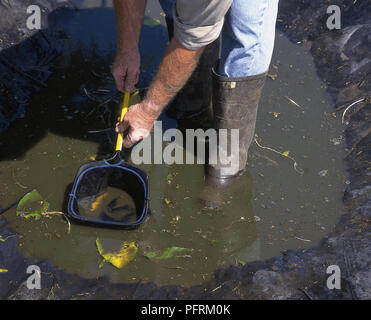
[115,91,130,151]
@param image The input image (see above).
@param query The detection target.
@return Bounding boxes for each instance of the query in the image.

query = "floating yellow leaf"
[0,269,8,273]
[96,238,138,269]
[267,73,277,80]
[282,151,290,157]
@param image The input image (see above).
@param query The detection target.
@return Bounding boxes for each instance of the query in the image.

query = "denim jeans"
[158,0,279,77]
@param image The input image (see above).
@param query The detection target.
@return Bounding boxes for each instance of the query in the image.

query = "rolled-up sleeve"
[173,0,233,50]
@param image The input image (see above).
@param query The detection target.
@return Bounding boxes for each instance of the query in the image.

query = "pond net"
[67,159,149,229]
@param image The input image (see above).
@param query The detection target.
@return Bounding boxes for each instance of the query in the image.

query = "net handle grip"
[115,91,130,151]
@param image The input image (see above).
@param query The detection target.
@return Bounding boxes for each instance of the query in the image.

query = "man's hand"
[112,0,146,92]
[111,47,140,92]
[115,101,160,148]
[115,38,203,148]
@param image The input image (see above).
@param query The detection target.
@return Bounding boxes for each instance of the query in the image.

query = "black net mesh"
[71,165,147,225]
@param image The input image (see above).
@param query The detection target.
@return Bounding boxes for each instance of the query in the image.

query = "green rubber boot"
[200,67,267,209]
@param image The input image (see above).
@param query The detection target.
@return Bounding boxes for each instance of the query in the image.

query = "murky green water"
[0,3,347,286]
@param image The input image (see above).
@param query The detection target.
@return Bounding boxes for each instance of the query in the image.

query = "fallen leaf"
[267,73,277,80]
[0,269,8,273]
[16,189,42,214]
[282,151,290,157]
[96,237,104,254]
[24,212,43,220]
[143,18,161,27]
[96,238,138,269]
[164,198,177,208]
[145,246,191,260]
[16,189,50,220]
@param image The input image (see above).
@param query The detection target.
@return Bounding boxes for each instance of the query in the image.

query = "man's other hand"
[111,47,140,92]
[115,101,160,148]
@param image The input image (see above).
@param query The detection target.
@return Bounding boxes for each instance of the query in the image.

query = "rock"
[348,271,371,300]
[251,270,296,299]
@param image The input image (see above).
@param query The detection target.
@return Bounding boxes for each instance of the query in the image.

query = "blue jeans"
[158,0,279,77]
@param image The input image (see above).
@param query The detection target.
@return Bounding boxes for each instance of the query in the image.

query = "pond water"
[0,2,347,286]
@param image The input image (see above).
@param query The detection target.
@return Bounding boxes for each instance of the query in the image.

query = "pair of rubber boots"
[165,18,266,209]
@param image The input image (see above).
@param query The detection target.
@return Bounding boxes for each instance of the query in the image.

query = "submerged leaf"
[16,189,49,219]
[0,269,8,273]
[95,238,104,255]
[143,18,161,27]
[96,238,138,269]
[98,259,106,269]
[145,252,157,260]
[16,189,42,215]
[145,246,191,260]
[24,211,42,220]
[0,236,5,242]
